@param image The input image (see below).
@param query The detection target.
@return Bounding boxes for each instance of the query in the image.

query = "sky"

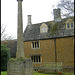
[1,0,60,39]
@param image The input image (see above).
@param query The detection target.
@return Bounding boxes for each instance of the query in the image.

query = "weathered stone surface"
[7,58,33,75]
[16,0,24,57]
[24,37,74,72]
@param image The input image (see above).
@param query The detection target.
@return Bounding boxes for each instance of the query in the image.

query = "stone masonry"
[7,0,33,75]
[16,0,24,57]
[7,58,33,75]
[24,37,74,72]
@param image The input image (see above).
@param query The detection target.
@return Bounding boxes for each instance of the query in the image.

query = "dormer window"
[65,19,74,29]
[67,23,70,28]
[44,27,47,32]
[66,23,74,29]
[40,23,48,33]
[71,23,73,28]
[41,27,47,33]
[41,27,43,32]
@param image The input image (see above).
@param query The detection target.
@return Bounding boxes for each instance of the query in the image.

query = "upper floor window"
[71,23,73,28]
[66,23,74,29]
[41,27,47,33]
[40,23,48,33]
[41,27,43,32]
[44,27,47,32]
[67,23,70,28]
[32,41,40,49]
[65,18,74,29]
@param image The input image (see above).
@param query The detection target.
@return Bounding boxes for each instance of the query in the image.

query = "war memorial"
[7,0,33,75]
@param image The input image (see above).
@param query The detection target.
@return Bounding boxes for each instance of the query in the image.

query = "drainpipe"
[54,38,57,72]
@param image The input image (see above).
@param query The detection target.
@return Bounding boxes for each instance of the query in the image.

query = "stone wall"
[7,58,33,75]
[24,37,74,72]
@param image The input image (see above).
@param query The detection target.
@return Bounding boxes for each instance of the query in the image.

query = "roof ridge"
[31,20,54,26]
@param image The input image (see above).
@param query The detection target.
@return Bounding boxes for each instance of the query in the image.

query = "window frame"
[66,22,74,29]
[31,41,40,49]
[41,27,47,33]
[44,27,47,32]
[71,23,73,28]
[41,27,43,32]
[31,55,42,63]
[67,23,70,28]
[40,23,48,33]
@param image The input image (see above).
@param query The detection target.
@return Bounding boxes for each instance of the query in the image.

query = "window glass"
[67,23,70,28]
[32,41,39,48]
[35,42,36,48]
[31,56,41,62]
[41,27,43,32]
[31,56,33,62]
[39,56,41,62]
[71,23,73,28]
[36,56,39,62]
[37,42,39,48]
[44,27,47,32]
[34,56,35,62]
[32,42,34,48]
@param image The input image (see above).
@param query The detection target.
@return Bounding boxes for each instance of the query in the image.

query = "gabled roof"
[23,17,74,41]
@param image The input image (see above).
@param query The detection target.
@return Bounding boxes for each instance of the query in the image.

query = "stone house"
[2,8,74,72]
[23,8,74,72]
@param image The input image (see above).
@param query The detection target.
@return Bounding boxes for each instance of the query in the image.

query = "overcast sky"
[1,0,59,39]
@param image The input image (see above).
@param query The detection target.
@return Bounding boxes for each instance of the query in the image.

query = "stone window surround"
[41,27,47,33]
[66,23,74,29]
[40,23,48,33]
[31,41,40,49]
[31,55,42,64]
[65,19,74,29]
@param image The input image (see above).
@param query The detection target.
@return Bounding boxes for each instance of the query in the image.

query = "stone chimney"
[53,8,61,22]
[27,15,32,25]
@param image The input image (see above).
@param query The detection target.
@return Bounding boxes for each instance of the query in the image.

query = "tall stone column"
[7,1,33,75]
[16,0,24,57]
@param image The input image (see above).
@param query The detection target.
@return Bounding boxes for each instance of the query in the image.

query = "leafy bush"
[38,62,63,74]
[1,44,10,71]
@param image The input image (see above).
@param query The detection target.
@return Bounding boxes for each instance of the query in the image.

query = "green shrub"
[1,44,10,71]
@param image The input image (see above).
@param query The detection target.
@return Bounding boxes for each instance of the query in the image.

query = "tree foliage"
[1,40,17,58]
[1,44,10,71]
[57,0,74,17]
[1,25,7,40]
[1,24,14,41]
[50,21,60,36]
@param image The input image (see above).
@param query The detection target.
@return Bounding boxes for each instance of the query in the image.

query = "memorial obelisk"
[7,0,33,75]
[16,0,24,57]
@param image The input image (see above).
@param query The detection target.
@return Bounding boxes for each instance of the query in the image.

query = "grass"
[62,72,74,75]
[1,71,7,75]
[1,71,74,75]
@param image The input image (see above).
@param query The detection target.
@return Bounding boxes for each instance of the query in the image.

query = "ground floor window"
[31,55,41,63]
